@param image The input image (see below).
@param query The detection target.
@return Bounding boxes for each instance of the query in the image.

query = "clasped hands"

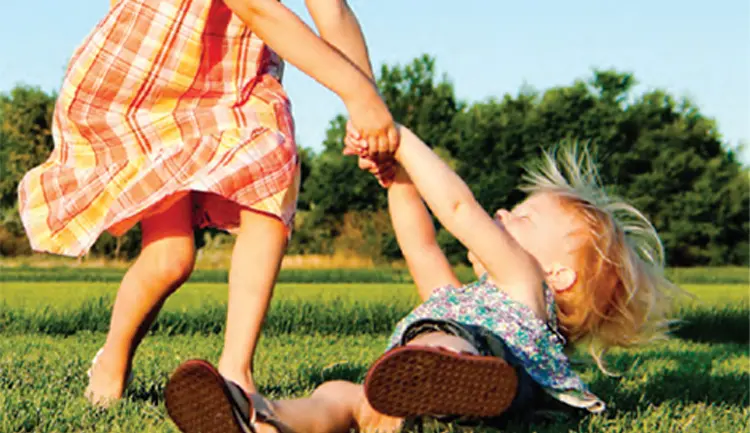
[343,121,399,188]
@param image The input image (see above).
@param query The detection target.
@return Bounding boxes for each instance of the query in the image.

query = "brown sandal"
[165,359,257,433]
[364,346,519,419]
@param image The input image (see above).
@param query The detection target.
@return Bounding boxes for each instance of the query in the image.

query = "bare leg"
[218,210,287,393]
[255,381,403,433]
[405,331,479,354]
[251,335,478,432]
[86,195,196,406]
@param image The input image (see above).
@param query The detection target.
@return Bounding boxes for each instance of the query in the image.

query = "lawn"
[0,268,747,432]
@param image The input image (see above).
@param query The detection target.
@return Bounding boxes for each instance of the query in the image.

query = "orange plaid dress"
[18,0,300,257]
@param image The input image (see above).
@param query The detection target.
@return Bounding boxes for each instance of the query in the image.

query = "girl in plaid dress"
[18,0,398,406]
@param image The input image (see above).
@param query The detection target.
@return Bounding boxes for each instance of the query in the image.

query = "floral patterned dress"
[388,274,606,413]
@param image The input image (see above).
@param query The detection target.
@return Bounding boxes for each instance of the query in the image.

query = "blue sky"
[1,0,747,162]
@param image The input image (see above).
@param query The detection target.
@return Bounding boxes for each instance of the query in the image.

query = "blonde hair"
[521,143,680,372]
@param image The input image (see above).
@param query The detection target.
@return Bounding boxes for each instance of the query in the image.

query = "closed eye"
[516,213,533,224]
[511,205,534,223]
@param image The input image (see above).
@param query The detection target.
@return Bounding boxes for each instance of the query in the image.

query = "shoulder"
[485,274,548,320]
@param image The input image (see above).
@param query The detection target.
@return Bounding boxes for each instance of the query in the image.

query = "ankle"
[217,361,256,394]
[95,344,132,375]
[221,373,256,395]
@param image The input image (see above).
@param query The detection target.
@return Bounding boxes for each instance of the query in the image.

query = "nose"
[495,209,511,222]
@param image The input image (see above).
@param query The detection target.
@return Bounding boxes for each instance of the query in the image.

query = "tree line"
[1,55,747,266]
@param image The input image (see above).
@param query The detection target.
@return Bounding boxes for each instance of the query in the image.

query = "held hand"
[357,156,396,188]
[344,122,396,187]
[344,93,400,162]
[343,120,367,156]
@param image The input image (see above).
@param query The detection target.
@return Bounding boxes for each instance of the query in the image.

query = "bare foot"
[84,347,131,408]
[354,393,404,433]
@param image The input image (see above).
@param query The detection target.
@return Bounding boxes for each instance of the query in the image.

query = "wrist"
[392,165,410,184]
[392,125,409,163]
[341,79,380,109]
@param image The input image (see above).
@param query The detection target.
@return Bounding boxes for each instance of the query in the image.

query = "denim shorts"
[394,318,540,422]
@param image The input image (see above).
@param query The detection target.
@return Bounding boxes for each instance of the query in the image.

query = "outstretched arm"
[305,0,374,79]
[394,127,546,317]
[388,166,461,301]
[225,0,376,105]
[305,0,398,162]
[224,0,397,154]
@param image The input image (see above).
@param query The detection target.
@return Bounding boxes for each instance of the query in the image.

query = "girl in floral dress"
[162,126,677,433]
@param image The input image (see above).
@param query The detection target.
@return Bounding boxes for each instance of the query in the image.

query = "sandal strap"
[250,393,290,433]
[224,381,257,431]
[230,404,256,433]
[224,381,290,433]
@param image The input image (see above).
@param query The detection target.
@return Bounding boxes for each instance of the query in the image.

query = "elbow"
[440,177,478,226]
[450,198,472,222]
[450,198,465,218]
[306,0,349,11]
[224,0,271,24]
[305,0,349,23]
[449,198,481,232]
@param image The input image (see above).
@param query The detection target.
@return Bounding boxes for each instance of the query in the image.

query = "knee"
[145,239,196,287]
[406,332,479,355]
[312,380,361,401]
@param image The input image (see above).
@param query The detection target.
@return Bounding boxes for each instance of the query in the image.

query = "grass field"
[0,268,748,432]
[2,265,747,285]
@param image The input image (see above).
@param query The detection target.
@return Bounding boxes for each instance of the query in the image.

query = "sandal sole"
[165,360,251,433]
[364,346,518,418]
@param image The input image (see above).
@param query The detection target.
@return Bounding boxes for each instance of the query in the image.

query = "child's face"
[469,192,582,279]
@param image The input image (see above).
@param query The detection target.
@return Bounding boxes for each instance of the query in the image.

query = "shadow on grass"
[589,345,748,410]
[127,383,164,407]
[124,371,173,406]
[670,305,749,344]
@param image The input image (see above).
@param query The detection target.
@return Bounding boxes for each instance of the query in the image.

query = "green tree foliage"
[0,86,56,256]
[0,203,31,256]
[292,56,463,259]
[0,86,56,208]
[293,60,748,266]
[1,58,746,266]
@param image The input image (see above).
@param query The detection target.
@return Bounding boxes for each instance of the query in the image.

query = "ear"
[546,264,577,293]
